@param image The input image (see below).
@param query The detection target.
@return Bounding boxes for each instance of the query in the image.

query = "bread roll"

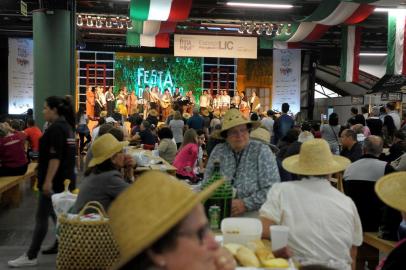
[235,245,260,267]
[261,258,289,268]
[223,243,242,256]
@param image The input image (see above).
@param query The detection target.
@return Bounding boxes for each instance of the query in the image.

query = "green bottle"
[202,161,233,226]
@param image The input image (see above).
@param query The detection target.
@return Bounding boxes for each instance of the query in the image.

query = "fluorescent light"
[375,7,406,13]
[226,2,293,9]
[359,52,387,57]
[207,27,222,30]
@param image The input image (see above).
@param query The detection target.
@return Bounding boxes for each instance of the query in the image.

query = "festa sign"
[136,68,174,90]
[174,34,257,59]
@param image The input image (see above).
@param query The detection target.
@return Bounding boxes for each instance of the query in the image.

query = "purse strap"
[330,125,339,143]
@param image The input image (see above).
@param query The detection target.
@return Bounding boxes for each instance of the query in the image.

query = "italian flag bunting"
[387,11,406,75]
[127,32,170,48]
[131,20,177,35]
[341,25,361,82]
[130,0,193,21]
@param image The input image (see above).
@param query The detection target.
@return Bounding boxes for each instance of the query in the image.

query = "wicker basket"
[56,201,120,270]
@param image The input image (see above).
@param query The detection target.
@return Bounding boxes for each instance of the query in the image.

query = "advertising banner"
[174,34,257,59]
[8,38,33,114]
[272,49,301,114]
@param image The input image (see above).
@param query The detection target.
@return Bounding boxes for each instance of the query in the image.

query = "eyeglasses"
[177,224,211,245]
[227,127,249,137]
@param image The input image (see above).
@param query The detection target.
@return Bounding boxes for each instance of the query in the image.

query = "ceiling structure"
[0,0,404,53]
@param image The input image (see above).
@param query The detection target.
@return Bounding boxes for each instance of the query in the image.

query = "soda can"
[208,205,221,230]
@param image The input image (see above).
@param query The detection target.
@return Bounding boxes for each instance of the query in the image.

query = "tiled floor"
[0,181,56,269]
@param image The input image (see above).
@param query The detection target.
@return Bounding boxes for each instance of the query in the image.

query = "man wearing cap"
[260,139,362,270]
[203,109,280,217]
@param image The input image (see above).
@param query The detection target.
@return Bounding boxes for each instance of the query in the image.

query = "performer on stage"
[95,86,105,117]
[220,90,231,112]
[186,90,196,114]
[161,88,172,121]
[142,85,152,119]
[150,86,160,110]
[232,94,241,109]
[117,87,128,118]
[127,89,138,116]
[105,86,115,116]
[199,90,210,110]
[86,86,95,119]
[212,92,221,111]
[249,91,261,113]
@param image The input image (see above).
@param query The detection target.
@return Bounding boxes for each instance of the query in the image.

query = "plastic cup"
[270,225,289,251]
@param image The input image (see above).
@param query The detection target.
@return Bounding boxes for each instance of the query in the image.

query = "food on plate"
[235,245,261,267]
[261,258,290,269]
[224,243,243,256]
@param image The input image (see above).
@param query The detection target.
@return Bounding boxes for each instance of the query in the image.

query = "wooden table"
[128,148,177,175]
[363,232,397,254]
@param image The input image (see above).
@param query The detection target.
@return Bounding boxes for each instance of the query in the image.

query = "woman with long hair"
[9,96,76,267]
[173,129,199,182]
[76,104,91,154]
[169,110,184,149]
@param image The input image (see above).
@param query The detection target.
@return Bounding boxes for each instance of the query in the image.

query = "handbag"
[56,201,120,270]
[330,125,342,153]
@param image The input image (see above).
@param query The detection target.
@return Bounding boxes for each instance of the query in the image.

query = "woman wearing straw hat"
[375,172,406,270]
[107,171,236,270]
[70,133,133,214]
[203,109,281,217]
[260,139,362,270]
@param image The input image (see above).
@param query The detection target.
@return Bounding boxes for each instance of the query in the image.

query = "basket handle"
[78,201,108,220]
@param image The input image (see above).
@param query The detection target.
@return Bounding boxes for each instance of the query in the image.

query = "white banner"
[8,38,33,114]
[174,34,257,59]
[272,50,301,114]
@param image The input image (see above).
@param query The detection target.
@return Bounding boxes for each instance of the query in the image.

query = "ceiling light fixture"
[226,2,293,9]
[359,52,387,56]
[375,7,406,13]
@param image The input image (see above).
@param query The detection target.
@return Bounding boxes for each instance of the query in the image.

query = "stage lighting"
[286,24,292,35]
[86,16,93,27]
[246,23,256,34]
[96,16,102,28]
[77,15,83,26]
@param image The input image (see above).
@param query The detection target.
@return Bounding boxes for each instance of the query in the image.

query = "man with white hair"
[343,136,395,232]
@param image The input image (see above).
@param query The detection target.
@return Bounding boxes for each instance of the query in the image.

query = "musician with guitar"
[161,88,173,121]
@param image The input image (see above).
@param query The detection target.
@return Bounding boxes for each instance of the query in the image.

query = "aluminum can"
[208,205,220,230]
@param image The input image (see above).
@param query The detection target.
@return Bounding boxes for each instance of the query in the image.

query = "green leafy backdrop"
[115,53,202,100]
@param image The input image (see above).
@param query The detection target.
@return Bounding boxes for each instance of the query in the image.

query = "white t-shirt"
[200,94,209,108]
[221,95,230,107]
[169,119,184,143]
[260,178,363,269]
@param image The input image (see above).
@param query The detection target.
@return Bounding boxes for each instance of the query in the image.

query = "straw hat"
[100,111,108,118]
[201,108,209,117]
[220,108,261,138]
[375,172,406,212]
[282,139,350,175]
[250,127,271,145]
[108,171,224,270]
[149,109,158,117]
[88,133,128,167]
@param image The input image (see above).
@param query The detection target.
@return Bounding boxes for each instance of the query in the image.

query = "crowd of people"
[1,94,405,270]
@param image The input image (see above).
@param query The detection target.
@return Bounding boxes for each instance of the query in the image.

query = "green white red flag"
[340,25,361,82]
[387,11,406,75]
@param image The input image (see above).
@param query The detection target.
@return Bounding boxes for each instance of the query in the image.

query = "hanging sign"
[272,49,301,114]
[174,34,257,59]
[8,38,33,114]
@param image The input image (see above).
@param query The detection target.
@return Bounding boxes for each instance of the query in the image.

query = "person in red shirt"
[24,118,43,158]
[0,122,28,176]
